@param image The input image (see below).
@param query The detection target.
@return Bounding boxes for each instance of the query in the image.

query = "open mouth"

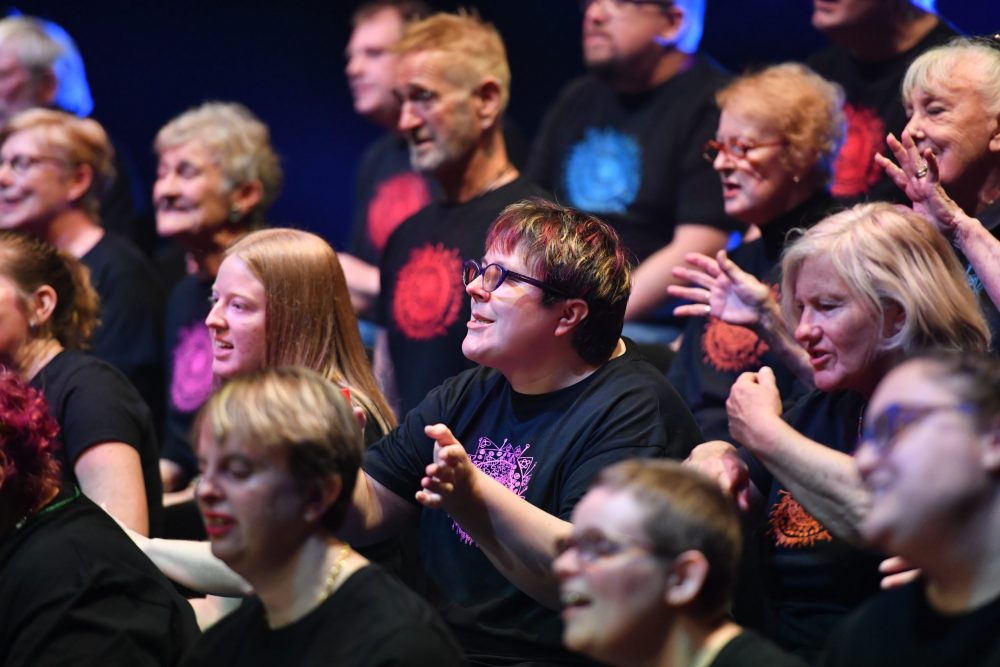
[470,312,493,325]
[560,590,592,615]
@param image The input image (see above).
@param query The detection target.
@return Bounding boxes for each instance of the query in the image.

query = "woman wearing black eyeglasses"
[666,62,844,443]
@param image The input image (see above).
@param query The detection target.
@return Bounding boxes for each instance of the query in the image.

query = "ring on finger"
[915,164,929,178]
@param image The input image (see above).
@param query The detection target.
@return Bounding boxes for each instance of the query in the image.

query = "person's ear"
[663,550,710,608]
[303,473,343,524]
[473,78,504,130]
[35,68,57,107]
[66,162,94,204]
[228,180,264,222]
[28,284,57,330]
[883,300,905,338]
[981,416,1000,474]
[554,298,589,337]
[653,4,685,47]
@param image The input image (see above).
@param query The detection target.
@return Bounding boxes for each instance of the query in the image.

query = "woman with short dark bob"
[181,366,459,665]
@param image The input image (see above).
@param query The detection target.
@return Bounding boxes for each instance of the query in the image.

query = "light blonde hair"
[224,228,396,436]
[0,108,114,220]
[155,102,283,228]
[781,203,990,358]
[0,16,61,82]
[903,37,1000,118]
[716,62,845,182]
[393,11,511,111]
[198,366,364,532]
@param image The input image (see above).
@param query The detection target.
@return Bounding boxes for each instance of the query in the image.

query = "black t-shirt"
[526,57,734,265]
[808,21,957,204]
[739,389,883,662]
[182,564,462,667]
[82,231,165,429]
[710,629,808,667]
[376,176,546,414]
[349,132,437,268]
[160,273,214,480]
[668,191,836,441]
[820,580,1000,666]
[0,490,199,666]
[30,349,164,535]
[365,342,703,664]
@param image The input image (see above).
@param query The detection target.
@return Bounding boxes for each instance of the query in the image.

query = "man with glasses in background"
[347,198,702,665]
[373,11,543,415]
[554,459,805,667]
[527,0,734,343]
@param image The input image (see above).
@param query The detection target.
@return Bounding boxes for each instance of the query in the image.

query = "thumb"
[425,423,460,447]
[757,366,777,388]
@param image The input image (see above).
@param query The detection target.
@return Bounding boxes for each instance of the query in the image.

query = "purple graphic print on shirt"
[171,322,214,412]
[453,436,536,545]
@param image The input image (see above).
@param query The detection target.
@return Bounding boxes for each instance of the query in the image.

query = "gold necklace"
[318,544,352,603]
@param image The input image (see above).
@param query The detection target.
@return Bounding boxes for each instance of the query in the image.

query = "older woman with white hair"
[154,101,283,491]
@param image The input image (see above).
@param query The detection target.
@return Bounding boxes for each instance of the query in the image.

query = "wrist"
[951,213,985,252]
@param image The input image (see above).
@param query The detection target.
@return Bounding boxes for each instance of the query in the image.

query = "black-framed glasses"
[462,259,570,298]
[0,154,67,175]
[579,0,673,13]
[858,402,975,458]
[702,138,787,163]
[554,529,663,563]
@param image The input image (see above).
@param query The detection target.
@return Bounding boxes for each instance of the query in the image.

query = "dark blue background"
[10,0,998,248]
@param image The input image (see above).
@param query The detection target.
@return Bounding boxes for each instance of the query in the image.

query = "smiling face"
[903,56,999,206]
[195,424,310,578]
[713,108,798,227]
[345,7,404,127]
[462,248,565,381]
[206,255,267,379]
[154,140,233,239]
[0,128,74,233]
[553,486,668,667]
[856,360,993,557]
[792,254,890,394]
[395,50,481,177]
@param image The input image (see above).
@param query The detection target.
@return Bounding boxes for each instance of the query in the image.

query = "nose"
[794,310,820,345]
[902,112,925,144]
[713,147,735,172]
[583,0,607,23]
[0,159,15,185]
[195,464,223,505]
[397,99,421,134]
[205,298,226,331]
[552,545,581,580]
[466,274,489,301]
[853,440,880,482]
[345,52,361,79]
[153,170,179,200]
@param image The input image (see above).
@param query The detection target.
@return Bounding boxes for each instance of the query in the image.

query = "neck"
[608,50,693,95]
[253,536,365,629]
[437,129,517,204]
[830,11,938,61]
[182,226,248,277]
[914,497,1000,614]
[16,337,63,381]
[642,617,741,667]
[44,209,104,258]
[507,338,624,395]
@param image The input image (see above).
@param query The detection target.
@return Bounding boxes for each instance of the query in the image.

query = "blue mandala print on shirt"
[452,437,536,546]
[563,127,642,213]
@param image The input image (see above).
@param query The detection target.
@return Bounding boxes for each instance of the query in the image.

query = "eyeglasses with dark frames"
[462,259,570,298]
[702,138,787,163]
[857,402,976,458]
[0,154,67,175]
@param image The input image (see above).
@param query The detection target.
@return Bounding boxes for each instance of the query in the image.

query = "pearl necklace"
[318,544,352,603]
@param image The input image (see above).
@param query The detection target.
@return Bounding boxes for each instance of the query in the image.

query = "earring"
[228,206,242,223]
[792,174,801,184]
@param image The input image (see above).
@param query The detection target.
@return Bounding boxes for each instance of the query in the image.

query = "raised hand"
[415,423,475,510]
[669,250,774,327]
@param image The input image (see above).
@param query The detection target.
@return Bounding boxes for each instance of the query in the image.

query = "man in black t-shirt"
[351,199,703,665]
[527,0,733,335]
[374,12,542,414]
[807,0,956,204]
[554,460,805,667]
[820,353,1000,666]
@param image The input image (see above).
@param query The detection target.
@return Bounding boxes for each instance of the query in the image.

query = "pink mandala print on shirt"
[393,243,464,340]
[831,103,886,197]
[171,322,214,412]
[453,437,537,545]
[367,172,432,254]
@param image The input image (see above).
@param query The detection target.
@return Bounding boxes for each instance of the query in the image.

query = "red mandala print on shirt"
[831,103,886,197]
[702,318,769,372]
[393,243,464,340]
[367,172,432,253]
[769,489,833,548]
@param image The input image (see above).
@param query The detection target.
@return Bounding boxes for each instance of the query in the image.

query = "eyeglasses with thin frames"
[857,402,976,459]
[702,138,787,163]
[0,154,67,175]
[554,528,669,563]
[462,259,570,298]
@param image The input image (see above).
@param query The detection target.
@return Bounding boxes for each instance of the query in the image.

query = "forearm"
[626,225,729,321]
[755,304,814,387]
[955,215,1000,313]
[340,471,417,547]
[743,419,868,544]
[373,329,400,416]
[338,253,380,313]
[446,469,570,610]
[144,537,251,596]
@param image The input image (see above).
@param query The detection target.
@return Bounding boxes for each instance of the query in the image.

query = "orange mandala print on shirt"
[769,489,833,548]
[367,172,432,254]
[831,103,885,198]
[393,243,464,340]
[702,318,769,372]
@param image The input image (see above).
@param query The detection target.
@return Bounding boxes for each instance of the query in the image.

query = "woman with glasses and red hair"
[666,62,845,443]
